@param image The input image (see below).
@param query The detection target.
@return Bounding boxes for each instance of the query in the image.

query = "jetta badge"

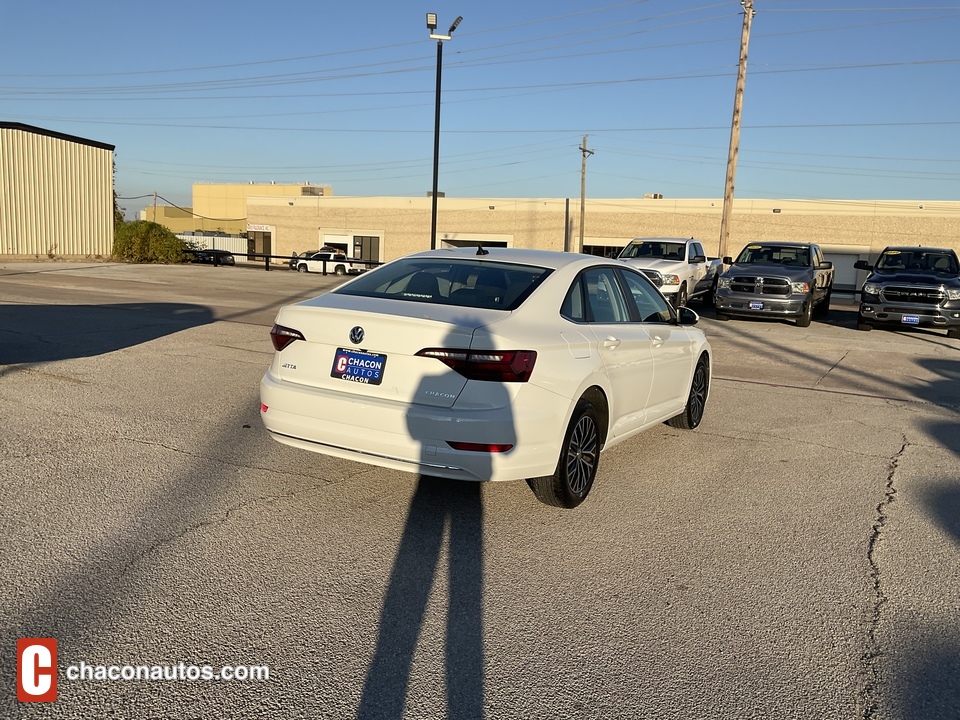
[349,326,365,345]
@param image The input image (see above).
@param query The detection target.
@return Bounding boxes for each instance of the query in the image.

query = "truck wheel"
[796,301,813,328]
[667,354,709,430]
[701,280,717,308]
[814,287,832,317]
[714,311,729,321]
[947,327,960,340]
[335,265,346,276]
[674,284,688,309]
[297,264,308,273]
[527,395,602,509]
[857,320,872,332]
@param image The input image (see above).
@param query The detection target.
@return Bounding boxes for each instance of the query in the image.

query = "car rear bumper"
[715,291,806,317]
[259,372,566,482]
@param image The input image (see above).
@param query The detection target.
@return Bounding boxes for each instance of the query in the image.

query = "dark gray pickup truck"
[855,246,960,339]
[714,242,834,327]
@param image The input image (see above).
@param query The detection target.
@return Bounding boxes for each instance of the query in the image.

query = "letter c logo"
[17,638,57,702]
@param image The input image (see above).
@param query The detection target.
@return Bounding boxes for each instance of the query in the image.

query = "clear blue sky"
[3,1,959,218]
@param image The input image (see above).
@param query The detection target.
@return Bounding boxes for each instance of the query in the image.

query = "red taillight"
[447,441,514,453]
[415,348,537,382]
[270,324,305,352]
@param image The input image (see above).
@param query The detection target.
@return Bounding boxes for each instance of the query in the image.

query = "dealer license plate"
[749,301,764,310]
[901,315,920,325]
[331,348,387,385]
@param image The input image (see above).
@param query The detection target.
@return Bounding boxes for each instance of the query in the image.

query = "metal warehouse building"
[0,123,115,259]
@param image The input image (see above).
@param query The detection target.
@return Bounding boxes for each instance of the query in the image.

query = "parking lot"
[2,261,959,720]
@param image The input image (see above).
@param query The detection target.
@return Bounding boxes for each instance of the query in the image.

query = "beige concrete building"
[246,194,960,290]
[193,182,332,235]
[138,204,199,233]
[0,123,115,259]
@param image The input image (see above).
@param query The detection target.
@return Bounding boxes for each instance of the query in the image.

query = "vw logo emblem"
[349,326,365,345]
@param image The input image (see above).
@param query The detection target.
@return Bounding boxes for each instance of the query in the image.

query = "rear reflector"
[260,403,268,413]
[270,324,305,352]
[447,441,514,453]
[416,348,537,382]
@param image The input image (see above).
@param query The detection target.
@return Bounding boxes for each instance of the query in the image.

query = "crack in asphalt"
[112,436,379,579]
[688,428,889,460]
[814,349,850,387]
[860,434,908,720]
[118,435,336,483]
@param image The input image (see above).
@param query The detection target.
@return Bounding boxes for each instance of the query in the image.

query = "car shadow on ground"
[0,303,214,365]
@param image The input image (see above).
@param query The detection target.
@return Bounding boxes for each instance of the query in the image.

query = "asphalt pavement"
[1,261,958,720]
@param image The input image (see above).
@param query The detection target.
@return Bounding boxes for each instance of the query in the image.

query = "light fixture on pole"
[426,13,462,250]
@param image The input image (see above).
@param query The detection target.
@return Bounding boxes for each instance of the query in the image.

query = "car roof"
[741,241,813,249]
[882,246,954,253]
[404,246,611,271]
[627,237,699,242]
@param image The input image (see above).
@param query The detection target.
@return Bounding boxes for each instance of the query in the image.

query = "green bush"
[113,220,189,264]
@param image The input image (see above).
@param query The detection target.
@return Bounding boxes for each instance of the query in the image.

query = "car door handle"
[602,336,621,349]
[651,334,665,347]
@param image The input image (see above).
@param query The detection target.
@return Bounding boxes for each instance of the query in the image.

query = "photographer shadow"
[359,325,517,719]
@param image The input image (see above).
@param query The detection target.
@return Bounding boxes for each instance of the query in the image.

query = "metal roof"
[0,122,115,151]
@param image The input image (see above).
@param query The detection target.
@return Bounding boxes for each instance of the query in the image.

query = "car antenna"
[476,245,489,256]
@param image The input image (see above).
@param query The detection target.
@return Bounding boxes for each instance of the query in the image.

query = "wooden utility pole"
[718,0,755,260]
[152,191,158,222]
[579,135,593,254]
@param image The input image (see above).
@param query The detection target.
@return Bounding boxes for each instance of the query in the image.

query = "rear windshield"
[334,258,553,311]
[876,250,959,275]
[620,241,686,260]
[735,245,810,266]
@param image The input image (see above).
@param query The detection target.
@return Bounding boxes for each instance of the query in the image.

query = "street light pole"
[426,13,462,251]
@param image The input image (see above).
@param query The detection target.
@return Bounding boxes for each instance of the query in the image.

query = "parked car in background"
[185,248,235,266]
[260,247,712,509]
[293,250,363,276]
[855,246,960,339]
[617,237,723,308]
[714,242,834,327]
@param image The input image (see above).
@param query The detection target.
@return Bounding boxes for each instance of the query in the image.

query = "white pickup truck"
[618,237,723,307]
[293,250,364,276]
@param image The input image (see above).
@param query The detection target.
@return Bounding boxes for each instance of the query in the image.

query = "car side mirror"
[854,260,872,271]
[722,256,733,265]
[819,261,833,270]
[690,254,707,264]
[675,307,699,326]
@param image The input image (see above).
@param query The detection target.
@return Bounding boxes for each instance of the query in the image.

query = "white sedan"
[260,247,712,508]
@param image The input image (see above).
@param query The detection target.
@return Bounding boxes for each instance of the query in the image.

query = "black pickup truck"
[714,241,834,327]
[855,246,960,339]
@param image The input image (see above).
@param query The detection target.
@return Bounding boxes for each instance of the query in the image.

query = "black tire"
[814,287,832,318]
[796,300,813,328]
[947,327,960,340]
[715,310,729,321]
[667,354,710,430]
[527,396,602,509]
[334,265,346,276]
[673,283,688,309]
[701,280,717,308]
[297,264,308,273]
[857,319,873,332]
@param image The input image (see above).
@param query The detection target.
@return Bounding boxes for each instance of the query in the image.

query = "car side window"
[618,269,673,323]
[560,276,585,322]
[583,268,631,323]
